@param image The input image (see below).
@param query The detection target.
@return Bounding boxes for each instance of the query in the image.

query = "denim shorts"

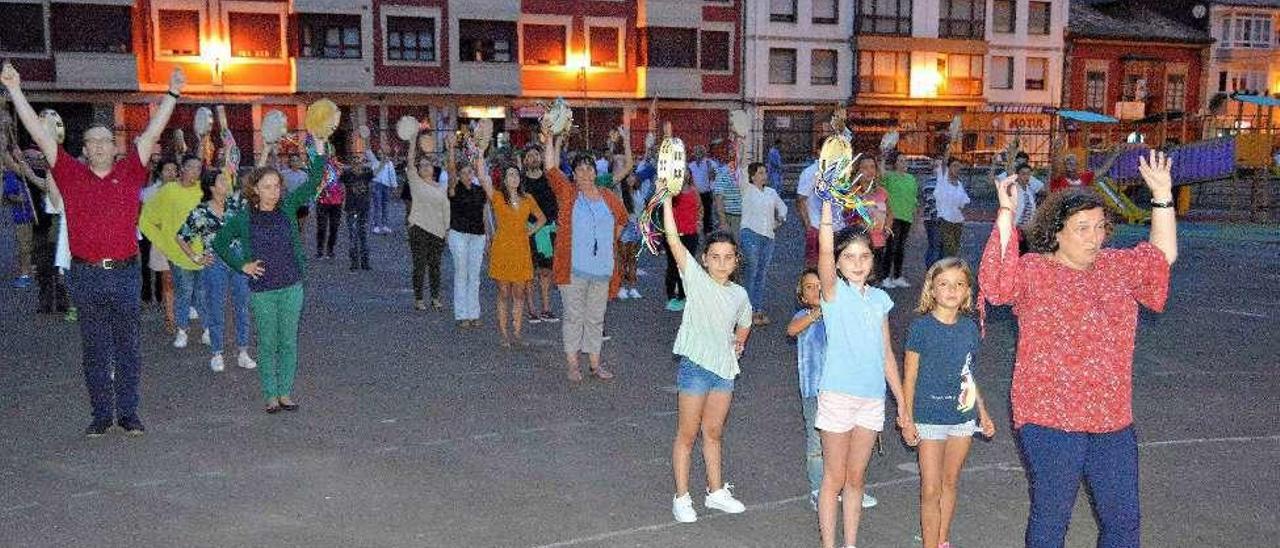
[676,357,734,395]
[915,420,980,441]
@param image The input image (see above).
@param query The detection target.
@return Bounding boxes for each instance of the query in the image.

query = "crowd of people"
[3,56,1178,548]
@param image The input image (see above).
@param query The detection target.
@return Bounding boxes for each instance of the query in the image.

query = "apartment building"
[1204,0,1280,131]
[0,0,741,157]
[980,0,1068,158]
[742,0,852,161]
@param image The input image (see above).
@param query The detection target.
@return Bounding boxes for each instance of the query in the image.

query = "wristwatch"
[1150,198,1174,209]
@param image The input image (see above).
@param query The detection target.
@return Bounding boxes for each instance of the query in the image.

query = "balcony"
[295,57,373,92]
[452,62,520,95]
[643,67,703,99]
[54,52,138,91]
[292,0,372,12]
[451,0,519,21]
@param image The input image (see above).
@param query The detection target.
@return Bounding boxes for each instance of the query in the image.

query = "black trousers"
[315,204,343,256]
[408,225,444,300]
[699,192,714,234]
[885,219,912,279]
[665,233,700,300]
[33,223,68,312]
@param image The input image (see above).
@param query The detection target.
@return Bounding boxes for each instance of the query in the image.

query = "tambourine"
[262,110,288,145]
[637,136,688,255]
[814,134,877,222]
[38,109,65,144]
[395,115,419,141]
[193,107,213,137]
[879,130,899,153]
[542,97,573,136]
[472,119,494,154]
[304,99,341,141]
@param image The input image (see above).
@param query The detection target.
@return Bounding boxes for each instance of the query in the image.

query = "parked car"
[899,154,935,175]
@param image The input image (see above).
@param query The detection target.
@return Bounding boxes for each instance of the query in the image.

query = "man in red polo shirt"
[2,61,185,438]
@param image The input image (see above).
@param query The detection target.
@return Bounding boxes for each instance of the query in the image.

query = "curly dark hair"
[1026,189,1113,253]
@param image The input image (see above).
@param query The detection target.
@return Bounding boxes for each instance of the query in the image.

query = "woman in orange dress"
[476,155,546,347]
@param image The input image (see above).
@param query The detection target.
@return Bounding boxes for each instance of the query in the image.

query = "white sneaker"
[209,354,225,372]
[704,484,746,514]
[617,288,629,300]
[862,492,878,508]
[672,493,697,523]
[201,329,211,346]
[894,277,911,288]
[173,329,188,349]
[628,288,641,299]
[188,307,199,320]
[237,350,257,370]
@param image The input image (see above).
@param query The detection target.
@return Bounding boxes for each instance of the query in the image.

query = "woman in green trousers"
[213,143,326,413]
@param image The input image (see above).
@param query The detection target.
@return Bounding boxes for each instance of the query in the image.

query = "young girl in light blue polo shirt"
[815,200,908,548]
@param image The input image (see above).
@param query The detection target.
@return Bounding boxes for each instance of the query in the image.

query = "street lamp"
[565,52,590,145]
[201,41,231,86]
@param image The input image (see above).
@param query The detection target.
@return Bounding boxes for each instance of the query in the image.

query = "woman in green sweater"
[213,142,326,413]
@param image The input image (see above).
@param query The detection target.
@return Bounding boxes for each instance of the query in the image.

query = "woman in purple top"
[213,144,325,413]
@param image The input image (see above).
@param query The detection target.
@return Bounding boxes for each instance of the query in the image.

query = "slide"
[1093,178,1151,224]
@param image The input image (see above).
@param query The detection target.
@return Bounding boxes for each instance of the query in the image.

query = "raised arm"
[445,133,459,197]
[406,130,423,186]
[1137,150,1177,265]
[817,201,837,299]
[136,68,187,161]
[1,63,57,162]
[661,192,690,271]
[473,155,495,200]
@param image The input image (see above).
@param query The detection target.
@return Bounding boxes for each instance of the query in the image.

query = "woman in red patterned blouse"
[980,150,1177,548]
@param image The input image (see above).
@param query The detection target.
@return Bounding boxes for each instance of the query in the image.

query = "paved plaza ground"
[1,201,1276,547]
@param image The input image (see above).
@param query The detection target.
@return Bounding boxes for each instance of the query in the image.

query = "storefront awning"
[1056,110,1119,123]
[1232,94,1280,107]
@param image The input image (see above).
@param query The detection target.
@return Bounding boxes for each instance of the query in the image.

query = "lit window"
[228,12,282,59]
[157,9,200,57]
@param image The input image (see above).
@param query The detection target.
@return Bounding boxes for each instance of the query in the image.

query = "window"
[943,53,984,95]
[0,2,43,53]
[523,23,566,65]
[991,56,1014,89]
[589,26,619,68]
[811,49,837,85]
[459,20,515,63]
[769,48,797,84]
[858,50,910,94]
[1229,70,1268,93]
[52,4,131,53]
[300,14,362,59]
[813,0,838,24]
[157,9,200,56]
[228,12,282,59]
[1221,15,1273,48]
[387,17,437,62]
[700,30,730,71]
[1218,71,1228,93]
[646,27,696,68]
[1165,73,1187,112]
[1028,2,1051,35]
[993,0,1015,33]
[1025,57,1047,90]
[1086,71,1107,110]
[939,0,984,39]
[1122,73,1145,101]
[860,0,912,35]
[770,0,797,23]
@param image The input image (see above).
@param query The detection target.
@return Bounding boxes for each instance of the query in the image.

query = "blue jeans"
[370,184,392,228]
[923,219,942,270]
[202,256,252,354]
[739,228,775,311]
[802,396,822,494]
[170,262,205,331]
[1019,424,1140,548]
[67,263,142,422]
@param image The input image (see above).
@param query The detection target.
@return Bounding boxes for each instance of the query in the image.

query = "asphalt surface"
[1,200,1276,548]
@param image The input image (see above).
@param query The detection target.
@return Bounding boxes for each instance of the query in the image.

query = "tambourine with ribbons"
[637,136,686,255]
[813,134,879,226]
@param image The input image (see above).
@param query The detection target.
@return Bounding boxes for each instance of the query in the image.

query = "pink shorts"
[814,391,885,433]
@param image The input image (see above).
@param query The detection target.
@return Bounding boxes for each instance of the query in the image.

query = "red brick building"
[1063,0,1214,146]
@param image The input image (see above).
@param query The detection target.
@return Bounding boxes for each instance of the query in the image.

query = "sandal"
[589,365,615,381]
[567,367,584,382]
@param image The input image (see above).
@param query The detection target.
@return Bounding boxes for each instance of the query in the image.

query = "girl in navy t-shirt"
[900,257,996,548]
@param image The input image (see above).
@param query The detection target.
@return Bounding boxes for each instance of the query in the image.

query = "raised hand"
[168,67,187,94]
[994,173,1019,211]
[0,62,19,90]
[1137,149,1173,199]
